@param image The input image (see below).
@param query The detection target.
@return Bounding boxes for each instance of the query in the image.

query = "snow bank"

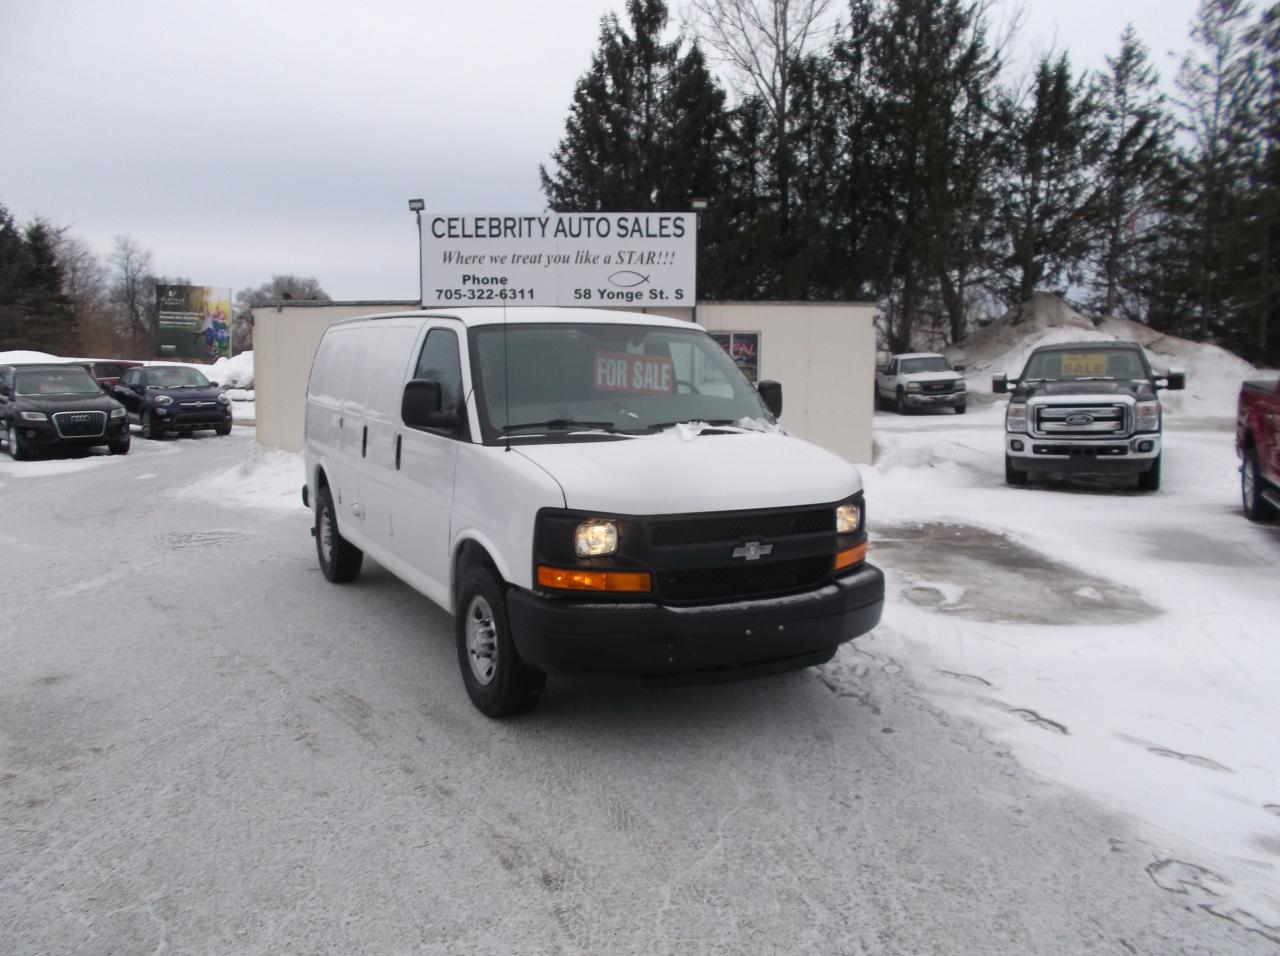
[208,350,254,389]
[946,294,1261,418]
[180,443,301,512]
[0,349,61,364]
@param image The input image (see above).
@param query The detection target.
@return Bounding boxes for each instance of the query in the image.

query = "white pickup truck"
[874,353,967,414]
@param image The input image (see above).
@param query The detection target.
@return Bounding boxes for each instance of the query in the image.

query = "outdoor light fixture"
[408,198,425,212]
[690,197,709,212]
[408,199,425,305]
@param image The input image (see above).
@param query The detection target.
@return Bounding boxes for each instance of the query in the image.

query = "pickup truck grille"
[52,411,107,438]
[1033,404,1128,438]
[920,380,956,394]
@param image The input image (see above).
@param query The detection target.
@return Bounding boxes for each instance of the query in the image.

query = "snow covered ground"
[863,403,1280,934]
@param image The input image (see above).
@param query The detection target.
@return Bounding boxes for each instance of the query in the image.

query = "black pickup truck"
[994,342,1184,491]
[0,364,131,459]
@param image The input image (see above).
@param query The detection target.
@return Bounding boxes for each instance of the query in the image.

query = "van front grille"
[648,507,833,547]
[656,555,832,602]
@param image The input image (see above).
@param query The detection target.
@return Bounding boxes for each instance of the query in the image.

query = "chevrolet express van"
[303,307,884,716]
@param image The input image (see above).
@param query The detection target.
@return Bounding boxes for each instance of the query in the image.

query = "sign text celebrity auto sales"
[429,215,688,240]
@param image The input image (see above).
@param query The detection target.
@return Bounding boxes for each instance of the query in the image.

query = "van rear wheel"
[316,486,363,582]
[455,565,546,717]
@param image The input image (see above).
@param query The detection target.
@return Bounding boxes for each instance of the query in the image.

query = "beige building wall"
[253,300,876,463]
[695,303,875,464]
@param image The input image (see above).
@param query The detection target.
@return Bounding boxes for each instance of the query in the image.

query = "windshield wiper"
[1073,376,1116,381]
[502,419,619,435]
[642,418,740,433]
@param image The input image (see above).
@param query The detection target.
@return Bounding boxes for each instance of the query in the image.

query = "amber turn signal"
[537,566,652,593]
[834,541,868,571]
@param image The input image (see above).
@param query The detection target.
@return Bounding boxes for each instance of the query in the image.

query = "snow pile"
[947,294,1262,418]
[180,443,301,512]
[208,350,254,389]
[0,349,60,364]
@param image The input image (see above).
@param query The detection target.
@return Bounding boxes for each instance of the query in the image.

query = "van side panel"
[450,443,566,595]
[304,325,359,522]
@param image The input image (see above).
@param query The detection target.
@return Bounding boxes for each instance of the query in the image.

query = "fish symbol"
[608,271,651,288]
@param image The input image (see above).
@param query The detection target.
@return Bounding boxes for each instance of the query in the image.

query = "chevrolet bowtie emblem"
[732,541,773,561]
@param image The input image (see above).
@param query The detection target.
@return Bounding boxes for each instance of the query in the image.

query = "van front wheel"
[456,566,546,717]
[316,486,363,582]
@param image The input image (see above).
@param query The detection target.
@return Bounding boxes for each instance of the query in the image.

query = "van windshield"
[470,323,771,441]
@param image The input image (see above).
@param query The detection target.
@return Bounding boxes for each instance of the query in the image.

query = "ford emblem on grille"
[1065,413,1094,426]
[731,541,773,561]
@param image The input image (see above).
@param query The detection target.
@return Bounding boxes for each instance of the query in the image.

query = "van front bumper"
[506,563,885,680]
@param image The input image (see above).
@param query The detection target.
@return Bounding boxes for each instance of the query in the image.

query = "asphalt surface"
[1,432,1273,954]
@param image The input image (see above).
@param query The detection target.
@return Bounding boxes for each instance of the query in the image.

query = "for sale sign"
[419,213,696,308]
[593,351,674,395]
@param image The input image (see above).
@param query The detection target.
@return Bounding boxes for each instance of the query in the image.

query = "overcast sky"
[2,0,1201,301]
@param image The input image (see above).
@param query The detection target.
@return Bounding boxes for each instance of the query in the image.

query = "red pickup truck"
[1238,378,1280,521]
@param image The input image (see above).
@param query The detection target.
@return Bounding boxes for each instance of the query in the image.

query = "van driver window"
[414,328,463,413]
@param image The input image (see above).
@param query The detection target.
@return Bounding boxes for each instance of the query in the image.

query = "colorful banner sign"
[156,285,232,362]
[419,213,696,308]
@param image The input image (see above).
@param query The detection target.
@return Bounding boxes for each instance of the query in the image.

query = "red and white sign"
[593,351,674,395]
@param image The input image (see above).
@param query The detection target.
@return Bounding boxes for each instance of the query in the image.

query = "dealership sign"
[155,285,232,361]
[419,213,696,308]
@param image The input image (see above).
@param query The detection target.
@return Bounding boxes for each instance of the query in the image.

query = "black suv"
[0,364,131,459]
[112,365,232,439]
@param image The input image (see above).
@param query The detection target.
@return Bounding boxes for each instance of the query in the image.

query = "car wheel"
[141,411,163,440]
[955,403,967,415]
[896,388,909,415]
[108,435,130,455]
[1137,454,1161,492]
[315,486,363,583]
[1242,447,1274,521]
[455,564,546,718]
[216,423,232,436]
[1005,454,1028,486]
[7,423,29,461]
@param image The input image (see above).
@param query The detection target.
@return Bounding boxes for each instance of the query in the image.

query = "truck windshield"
[1021,348,1149,381]
[899,356,951,373]
[469,323,771,441]
[15,368,102,396]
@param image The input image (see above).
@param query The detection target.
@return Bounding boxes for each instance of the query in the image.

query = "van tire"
[316,486,363,582]
[455,565,546,718]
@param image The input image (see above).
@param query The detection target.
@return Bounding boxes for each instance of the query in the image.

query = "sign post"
[418,213,696,309]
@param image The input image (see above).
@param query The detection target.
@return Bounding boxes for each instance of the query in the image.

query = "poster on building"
[711,331,760,384]
[419,213,696,308]
[155,285,232,362]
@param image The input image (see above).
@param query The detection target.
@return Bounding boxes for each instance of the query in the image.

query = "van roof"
[330,306,699,331]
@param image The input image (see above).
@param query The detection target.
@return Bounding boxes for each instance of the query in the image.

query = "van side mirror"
[757,379,783,418]
[992,373,1008,394]
[402,379,457,432]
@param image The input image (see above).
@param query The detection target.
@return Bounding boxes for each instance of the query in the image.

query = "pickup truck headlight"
[836,502,861,534]
[905,382,922,393]
[18,411,48,422]
[1006,403,1027,433]
[575,519,618,557]
[154,395,173,406]
[955,380,967,391]
[109,407,126,419]
[1135,400,1160,432]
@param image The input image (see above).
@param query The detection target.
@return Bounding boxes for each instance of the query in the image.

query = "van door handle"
[361,425,368,457]
[395,434,402,470]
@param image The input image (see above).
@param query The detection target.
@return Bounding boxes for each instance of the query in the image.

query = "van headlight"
[575,520,618,557]
[1006,403,1027,433]
[836,502,861,534]
[155,395,173,406]
[1135,400,1160,432]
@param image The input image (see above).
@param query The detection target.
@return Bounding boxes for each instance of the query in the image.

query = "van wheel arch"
[453,540,503,603]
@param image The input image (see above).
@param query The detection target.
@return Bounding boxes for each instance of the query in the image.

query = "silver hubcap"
[319,506,334,563]
[1243,458,1256,509]
[465,595,499,686]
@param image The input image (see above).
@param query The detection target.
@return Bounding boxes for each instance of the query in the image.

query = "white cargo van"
[303,307,884,716]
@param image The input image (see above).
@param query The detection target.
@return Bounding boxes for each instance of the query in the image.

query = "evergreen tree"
[0,208,80,354]
[1088,26,1175,320]
[539,0,724,213]
[994,54,1103,308]
[1242,2,1279,362]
